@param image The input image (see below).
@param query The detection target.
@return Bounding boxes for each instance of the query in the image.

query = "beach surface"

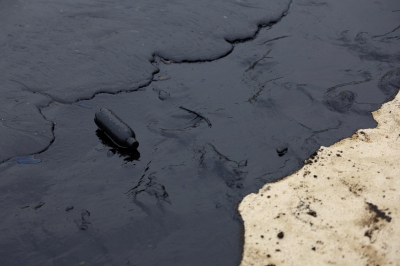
[240,89,400,265]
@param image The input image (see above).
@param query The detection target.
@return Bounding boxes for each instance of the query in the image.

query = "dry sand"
[239,92,400,265]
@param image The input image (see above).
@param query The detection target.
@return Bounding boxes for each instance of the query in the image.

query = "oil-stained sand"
[239,90,400,265]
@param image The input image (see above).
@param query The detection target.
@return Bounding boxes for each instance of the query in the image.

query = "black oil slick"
[0,0,399,265]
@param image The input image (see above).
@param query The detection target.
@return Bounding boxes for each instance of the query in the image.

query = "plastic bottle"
[94,108,139,149]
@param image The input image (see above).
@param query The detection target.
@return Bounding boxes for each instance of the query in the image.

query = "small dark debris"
[238,160,248,167]
[20,205,30,209]
[364,230,372,239]
[158,90,170,101]
[275,249,281,252]
[276,146,288,157]
[312,247,316,251]
[75,210,91,230]
[33,202,45,210]
[261,235,264,238]
[179,106,212,128]
[307,210,317,217]
[66,206,74,212]
[366,202,392,222]
[277,232,284,239]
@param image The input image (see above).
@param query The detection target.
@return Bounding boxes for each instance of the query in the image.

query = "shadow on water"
[96,130,141,162]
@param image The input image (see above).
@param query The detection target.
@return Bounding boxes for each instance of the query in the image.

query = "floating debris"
[158,90,170,101]
[179,106,212,128]
[77,103,92,109]
[160,58,172,64]
[158,76,171,81]
[75,210,91,230]
[53,101,64,106]
[8,155,41,164]
[33,202,45,210]
[276,146,288,157]
[153,76,171,81]
[66,206,74,212]
[94,108,139,149]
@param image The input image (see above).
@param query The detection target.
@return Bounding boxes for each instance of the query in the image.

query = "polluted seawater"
[0,0,399,265]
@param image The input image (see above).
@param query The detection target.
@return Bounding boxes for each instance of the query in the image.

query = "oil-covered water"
[0,0,399,265]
